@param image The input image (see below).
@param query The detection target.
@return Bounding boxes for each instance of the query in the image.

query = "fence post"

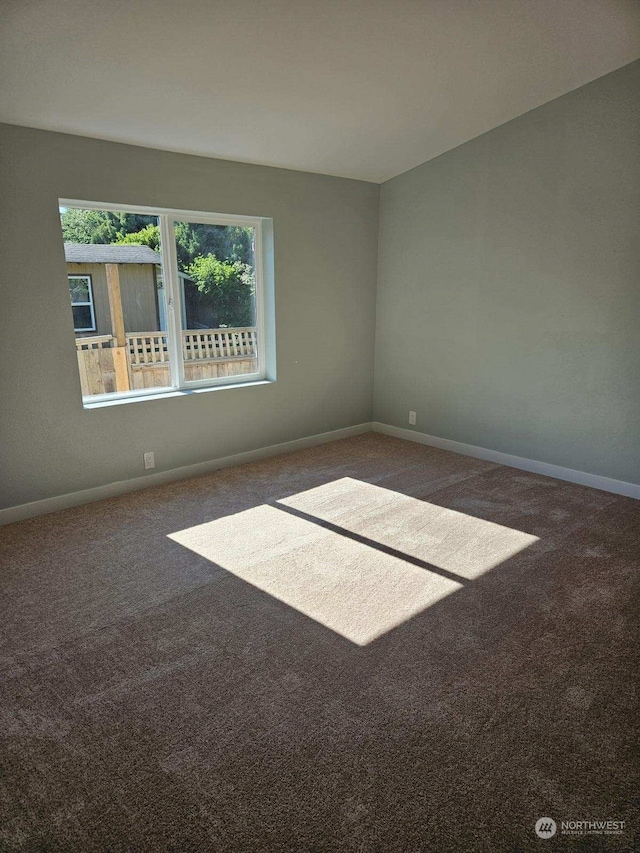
[106,263,131,392]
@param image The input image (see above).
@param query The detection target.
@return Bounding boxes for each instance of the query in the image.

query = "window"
[59,201,271,404]
[69,274,96,332]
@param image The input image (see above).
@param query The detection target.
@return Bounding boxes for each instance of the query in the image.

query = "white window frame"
[69,273,96,332]
[60,199,270,405]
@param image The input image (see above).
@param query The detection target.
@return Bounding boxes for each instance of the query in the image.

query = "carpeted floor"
[0,433,638,852]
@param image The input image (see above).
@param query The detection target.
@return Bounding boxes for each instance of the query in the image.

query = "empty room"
[0,1,639,850]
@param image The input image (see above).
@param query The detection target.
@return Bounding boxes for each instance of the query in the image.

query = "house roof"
[64,243,161,265]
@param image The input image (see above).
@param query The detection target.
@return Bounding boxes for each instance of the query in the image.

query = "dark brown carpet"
[0,434,638,852]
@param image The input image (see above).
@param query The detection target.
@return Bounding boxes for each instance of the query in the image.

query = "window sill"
[82,379,274,409]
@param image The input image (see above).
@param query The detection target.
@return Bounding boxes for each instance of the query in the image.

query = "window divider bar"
[253,220,266,379]
[159,215,185,389]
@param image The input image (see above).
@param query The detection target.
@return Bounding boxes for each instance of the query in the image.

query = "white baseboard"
[4,420,636,525]
[373,422,640,500]
[0,422,374,526]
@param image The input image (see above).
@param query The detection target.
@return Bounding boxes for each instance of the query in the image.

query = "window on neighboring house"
[60,201,271,405]
[69,274,96,332]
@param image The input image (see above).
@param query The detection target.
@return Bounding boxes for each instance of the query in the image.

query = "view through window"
[60,203,264,401]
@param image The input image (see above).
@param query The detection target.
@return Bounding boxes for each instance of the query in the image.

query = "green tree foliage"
[187,255,255,328]
[60,208,156,244]
[60,208,119,244]
[114,222,202,271]
[174,222,202,271]
[116,223,160,250]
[189,224,253,267]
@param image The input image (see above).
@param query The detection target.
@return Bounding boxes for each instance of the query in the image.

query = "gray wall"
[0,125,379,509]
[374,60,640,485]
[2,60,638,512]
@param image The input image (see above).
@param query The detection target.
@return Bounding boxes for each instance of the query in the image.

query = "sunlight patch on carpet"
[168,478,538,645]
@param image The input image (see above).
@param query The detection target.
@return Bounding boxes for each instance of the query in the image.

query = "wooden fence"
[76,328,258,396]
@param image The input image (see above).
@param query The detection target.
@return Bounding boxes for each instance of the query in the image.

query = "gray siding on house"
[118,263,160,334]
[67,262,160,337]
[67,262,111,337]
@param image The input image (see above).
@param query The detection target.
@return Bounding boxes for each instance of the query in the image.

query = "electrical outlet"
[408,411,417,426]
[144,451,155,470]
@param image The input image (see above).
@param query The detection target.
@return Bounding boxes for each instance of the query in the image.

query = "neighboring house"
[65,242,211,337]
[65,243,163,337]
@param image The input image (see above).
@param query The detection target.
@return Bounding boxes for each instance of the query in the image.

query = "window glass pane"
[72,305,93,330]
[69,276,90,303]
[59,203,266,402]
[173,220,259,382]
[60,205,171,398]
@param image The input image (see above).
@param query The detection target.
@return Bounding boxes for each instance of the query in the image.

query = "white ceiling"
[1,0,639,183]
